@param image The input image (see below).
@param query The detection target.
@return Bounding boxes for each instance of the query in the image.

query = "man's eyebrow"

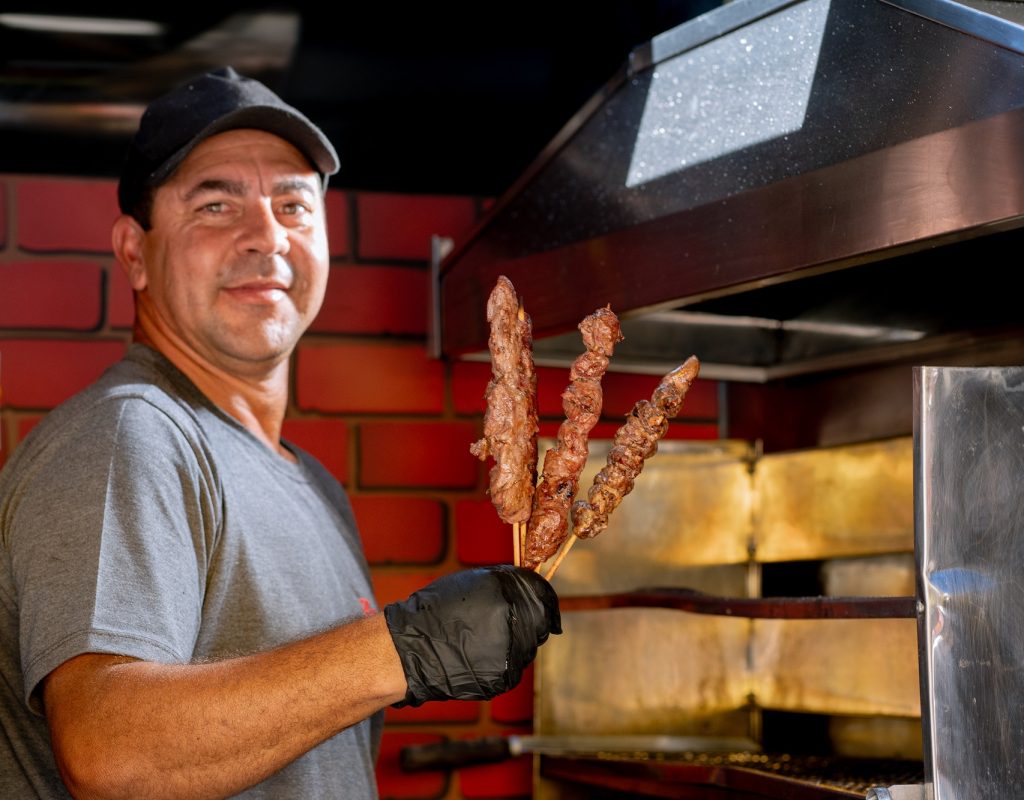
[182,179,246,202]
[273,177,319,196]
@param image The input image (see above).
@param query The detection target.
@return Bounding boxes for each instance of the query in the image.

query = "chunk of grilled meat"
[469,276,538,524]
[571,356,700,540]
[524,306,622,568]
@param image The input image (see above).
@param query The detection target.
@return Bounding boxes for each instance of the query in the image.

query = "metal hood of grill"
[436,0,1024,383]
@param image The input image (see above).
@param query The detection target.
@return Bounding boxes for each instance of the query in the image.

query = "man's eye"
[200,202,227,213]
[280,202,311,217]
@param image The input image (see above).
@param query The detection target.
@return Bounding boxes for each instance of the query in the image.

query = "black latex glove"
[383,565,561,707]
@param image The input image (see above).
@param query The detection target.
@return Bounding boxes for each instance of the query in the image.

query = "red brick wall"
[0,175,720,798]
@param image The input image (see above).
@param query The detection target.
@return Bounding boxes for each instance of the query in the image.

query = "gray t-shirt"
[0,344,382,798]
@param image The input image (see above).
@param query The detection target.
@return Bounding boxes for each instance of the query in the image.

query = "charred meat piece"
[571,356,700,540]
[469,276,538,524]
[524,306,623,568]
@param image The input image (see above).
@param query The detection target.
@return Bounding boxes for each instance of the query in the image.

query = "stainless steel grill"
[430,2,1024,797]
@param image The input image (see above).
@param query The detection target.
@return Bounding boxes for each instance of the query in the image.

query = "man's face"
[133,129,329,375]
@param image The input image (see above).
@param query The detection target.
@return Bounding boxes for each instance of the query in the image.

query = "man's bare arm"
[43,613,406,800]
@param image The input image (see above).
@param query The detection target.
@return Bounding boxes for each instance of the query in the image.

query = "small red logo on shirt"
[359,596,374,616]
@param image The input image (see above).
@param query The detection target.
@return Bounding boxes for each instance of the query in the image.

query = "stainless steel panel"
[543,437,920,726]
[756,439,914,561]
[753,618,920,716]
[538,432,922,800]
[553,438,915,589]
[560,589,916,619]
[915,366,1024,798]
[538,612,919,731]
[865,787,928,800]
[829,716,923,760]
[552,439,754,595]
[537,609,754,736]
[822,554,917,598]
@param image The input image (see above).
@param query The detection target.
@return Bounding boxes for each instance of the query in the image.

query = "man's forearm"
[43,613,406,800]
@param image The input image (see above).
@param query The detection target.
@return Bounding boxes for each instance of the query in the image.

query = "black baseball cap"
[118,66,339,219]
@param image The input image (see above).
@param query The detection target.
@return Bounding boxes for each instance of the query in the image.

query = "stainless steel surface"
[507,733,760,757]
[537,609,755,736]
[895,0,1024,49]
[552,439,753,596]
[865,785,929,800]
[560,590,916,619]
[539,612,919,727]
[439,0,1024,380]
[753,618,919,716]
[552,438,914,595]
[829,717,922,760]
[542,437,921,714]
[427,235,453,360]
[538,432,923,800]
[915,366,1024,798]
[756,439,914,561]
[400,732,762,772]
[823,555,916,598]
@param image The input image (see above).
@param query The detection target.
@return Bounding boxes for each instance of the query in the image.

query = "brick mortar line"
[0,331,129,342]
[0,253,111,262]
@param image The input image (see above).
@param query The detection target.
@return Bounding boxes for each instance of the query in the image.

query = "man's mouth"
[223,280,290,302]
[221,256,295,303]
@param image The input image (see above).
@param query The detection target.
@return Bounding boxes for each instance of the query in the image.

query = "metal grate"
[544,751,924,798]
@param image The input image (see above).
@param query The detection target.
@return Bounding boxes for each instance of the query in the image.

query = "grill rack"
[542,751,924,799]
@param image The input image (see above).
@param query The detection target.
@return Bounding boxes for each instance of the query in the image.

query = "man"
[0,67,560,799]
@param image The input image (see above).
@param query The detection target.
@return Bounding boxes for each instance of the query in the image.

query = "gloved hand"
[383,565,561,707]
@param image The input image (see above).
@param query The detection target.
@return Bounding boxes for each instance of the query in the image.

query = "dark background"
[0,2,721,196]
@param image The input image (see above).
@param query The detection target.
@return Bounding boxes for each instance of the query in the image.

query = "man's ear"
[112,214,149,291]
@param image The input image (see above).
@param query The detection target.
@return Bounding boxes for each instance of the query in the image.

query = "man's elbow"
[50,724,143,800]
[44,654,149,800]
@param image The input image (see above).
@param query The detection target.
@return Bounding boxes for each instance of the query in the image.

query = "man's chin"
[208,328,303,370]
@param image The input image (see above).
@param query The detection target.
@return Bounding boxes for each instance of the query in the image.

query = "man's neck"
[134,319,295,462]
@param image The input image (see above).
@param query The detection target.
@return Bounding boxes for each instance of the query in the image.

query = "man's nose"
[237,200,290,255]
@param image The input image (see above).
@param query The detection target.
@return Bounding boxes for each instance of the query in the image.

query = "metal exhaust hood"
[436,0,1024,382]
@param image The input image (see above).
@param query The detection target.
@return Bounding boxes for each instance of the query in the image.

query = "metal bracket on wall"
[427,235,454,360]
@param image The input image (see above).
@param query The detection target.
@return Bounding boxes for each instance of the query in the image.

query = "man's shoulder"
[4,346,210,473]
[0,347,224,536]
[59,346,201,425]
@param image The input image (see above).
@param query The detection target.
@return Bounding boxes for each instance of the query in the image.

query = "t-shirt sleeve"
[6,395,219,710]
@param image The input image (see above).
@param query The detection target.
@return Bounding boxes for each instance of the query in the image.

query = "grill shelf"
[541,751,924,799]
